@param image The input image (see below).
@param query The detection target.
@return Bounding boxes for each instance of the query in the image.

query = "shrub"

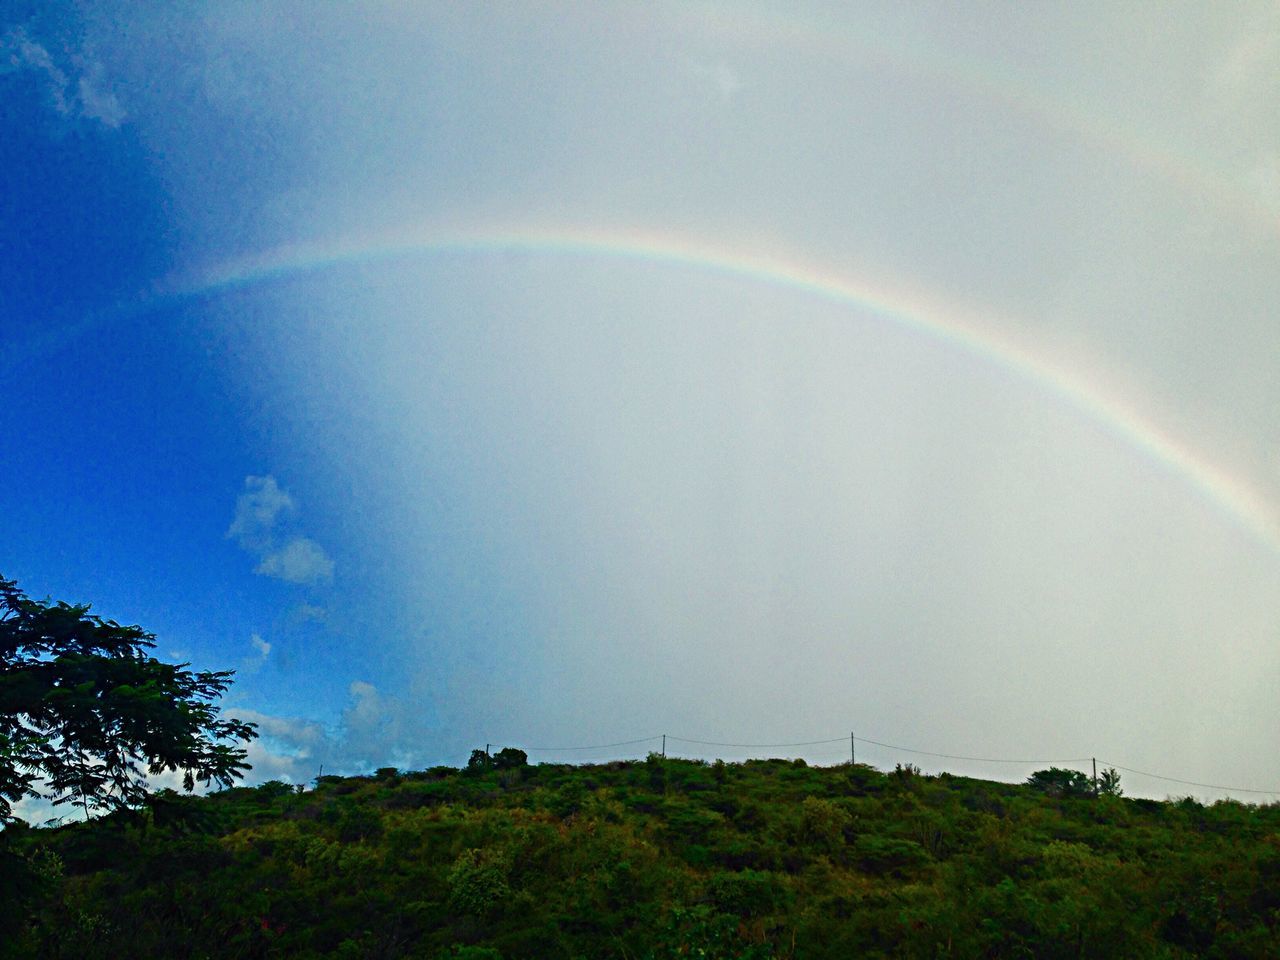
[447,849,511,917]
[708,869,789,917]
[800,796,850,851]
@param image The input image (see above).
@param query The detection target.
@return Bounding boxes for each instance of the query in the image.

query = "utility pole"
[661,734,666,758]
[851,732,856,766]
[1092,757,1098,795]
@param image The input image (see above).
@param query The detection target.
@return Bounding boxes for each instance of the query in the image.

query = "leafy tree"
[1026,767,1093,798]
[492,747,527,770]
[1097,767,1122,797]
[0,575,257,821]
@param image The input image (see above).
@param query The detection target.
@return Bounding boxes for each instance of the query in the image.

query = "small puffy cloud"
[227,475,295,550]
[255,536,334,585]
[76,71,126,127]
[250,632,271,659]
[1,26,125,127]
[228,475,334,585]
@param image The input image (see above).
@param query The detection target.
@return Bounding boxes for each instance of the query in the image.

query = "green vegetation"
[0,575,256,821]
[5,754,1279,958]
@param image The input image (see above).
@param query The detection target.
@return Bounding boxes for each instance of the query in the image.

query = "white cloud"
[1,26,125,127]
[76,71,126,128]
[227,474,295,550]
[255,536,334,585]
[235,708,326,748]
[346,680,389,730]
[250,632,271,659]
[232,681,413,783]
[228,476,334,585]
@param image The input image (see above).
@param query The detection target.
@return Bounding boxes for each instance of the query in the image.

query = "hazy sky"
[4,2,1279,807]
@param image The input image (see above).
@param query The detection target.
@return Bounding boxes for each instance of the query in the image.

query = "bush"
[447,849,511,917]
[708,869,788,917]
[853,835,930,876]
[800,796,850,849]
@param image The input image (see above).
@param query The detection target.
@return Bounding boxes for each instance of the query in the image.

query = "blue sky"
[4,2,1280,805]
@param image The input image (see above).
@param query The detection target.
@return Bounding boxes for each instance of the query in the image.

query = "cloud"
[76,70,126,127]
[255,536,334,585]
[228,475,334,585]
[227,475,295,550]
[240,632,272,674]
[233,680,413,783]
[1,26,125,128]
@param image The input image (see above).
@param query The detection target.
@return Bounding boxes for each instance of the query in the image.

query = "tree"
[0,575,257,821]
[1097,767,1123,797]
[492,747,527,770]
[1026,767,1093,798]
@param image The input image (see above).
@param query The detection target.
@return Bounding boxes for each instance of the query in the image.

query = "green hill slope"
[6,756,1279,958]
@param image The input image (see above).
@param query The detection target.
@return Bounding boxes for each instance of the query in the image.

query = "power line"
[668,735,848,749]
[1098,760,1280,797]
[854,735,1092,766]
[520,736,661,752]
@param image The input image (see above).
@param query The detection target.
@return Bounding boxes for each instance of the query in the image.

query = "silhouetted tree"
[1097,767,1123,797]
[0,575,257,821]
[492,747,527,770]
[1026,767,1093,798]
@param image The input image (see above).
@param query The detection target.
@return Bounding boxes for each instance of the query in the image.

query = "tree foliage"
[9,756,1278,959]
[0,575,256,820]
[1026,766,1094,798]
[1098,767,1123,797]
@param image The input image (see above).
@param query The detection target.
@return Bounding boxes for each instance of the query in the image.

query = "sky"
[3,1,1279,809]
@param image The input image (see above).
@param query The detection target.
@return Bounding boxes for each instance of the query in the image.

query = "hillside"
[5,755,1279,958]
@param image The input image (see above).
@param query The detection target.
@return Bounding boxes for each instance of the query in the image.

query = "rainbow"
[160,222,1280,557]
